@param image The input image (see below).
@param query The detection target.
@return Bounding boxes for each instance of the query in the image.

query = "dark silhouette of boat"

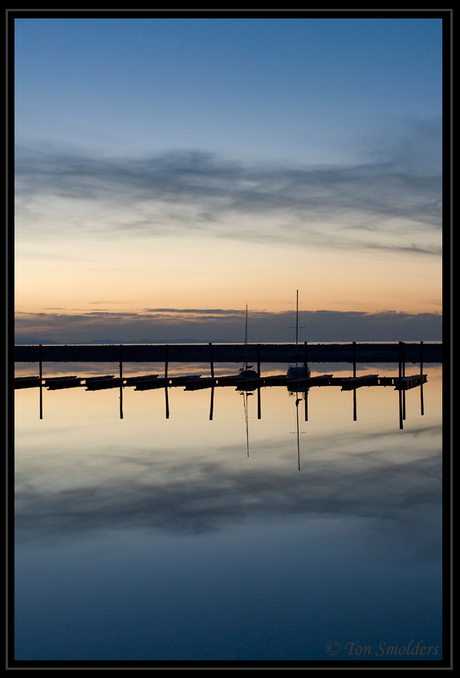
[287,290,311,381]
[238,304,259,382]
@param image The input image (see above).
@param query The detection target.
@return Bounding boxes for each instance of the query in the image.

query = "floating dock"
[14,371,428,392]
[45,376,83,390]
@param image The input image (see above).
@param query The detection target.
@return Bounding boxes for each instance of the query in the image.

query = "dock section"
[14,371,428,392]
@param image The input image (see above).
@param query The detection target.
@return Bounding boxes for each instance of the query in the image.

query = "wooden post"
[164,344,169,379]
[352,342,357,421]
[209,342,214,378]
[209,387,214,421]
[255,343,261,419]
[39,344,43,420]
[164,344,170,419]
[420,341,424,416]
[398,342,404,429]
[119,345,123,419]
[402,342,406,421]
[165,386,170,420]
[296,400,301,472]
[399,390,404,429]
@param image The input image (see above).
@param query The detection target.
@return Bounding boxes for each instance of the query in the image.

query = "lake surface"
[13,363,444,664]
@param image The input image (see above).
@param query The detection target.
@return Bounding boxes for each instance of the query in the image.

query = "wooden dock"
[14,371,428,392]
[340,374,380,390]
[85,376,124,390]
[14,376,42,389]
[14,338,432,404]
[45,376,83,390]
[393,374,428,390]
[14,341,431,428]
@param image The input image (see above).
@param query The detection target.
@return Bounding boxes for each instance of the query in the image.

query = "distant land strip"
[14,342,443,364]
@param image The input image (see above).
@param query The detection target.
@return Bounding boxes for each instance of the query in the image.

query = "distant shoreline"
[14,342,443,364]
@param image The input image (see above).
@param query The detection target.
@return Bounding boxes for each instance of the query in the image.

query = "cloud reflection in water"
[15,420,442,564]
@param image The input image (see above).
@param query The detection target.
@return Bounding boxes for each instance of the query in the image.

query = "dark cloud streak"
[15,426,442,562]
[15,119,442,256]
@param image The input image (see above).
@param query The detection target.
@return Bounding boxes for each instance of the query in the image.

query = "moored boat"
[287,290,310,380]
[238,304,259,381]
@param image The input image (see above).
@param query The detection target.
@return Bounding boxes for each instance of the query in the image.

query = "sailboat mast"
[295,290,299,367]
[245,304,248,344]
[244,304,248,370]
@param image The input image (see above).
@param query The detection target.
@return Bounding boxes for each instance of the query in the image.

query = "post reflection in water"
[14,364,443,663]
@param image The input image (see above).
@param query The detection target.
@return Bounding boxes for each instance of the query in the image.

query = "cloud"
[14,424,442,562]
[15,117,442,255]
[14,307,442,344]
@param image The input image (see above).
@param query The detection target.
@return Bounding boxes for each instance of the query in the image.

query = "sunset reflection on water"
[14,364,443,663]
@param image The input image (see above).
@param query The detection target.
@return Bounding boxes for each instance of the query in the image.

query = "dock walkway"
[15,372,428,392]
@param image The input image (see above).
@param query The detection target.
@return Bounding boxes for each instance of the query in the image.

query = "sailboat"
[287,290,311,380]
[238,304,259,381]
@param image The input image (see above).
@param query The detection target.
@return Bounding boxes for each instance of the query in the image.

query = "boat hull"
[287,366,311,379]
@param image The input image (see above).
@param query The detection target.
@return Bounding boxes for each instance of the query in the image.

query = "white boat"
[287,290,310,380]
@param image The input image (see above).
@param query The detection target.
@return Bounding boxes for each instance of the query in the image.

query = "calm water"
[14,363,443,663]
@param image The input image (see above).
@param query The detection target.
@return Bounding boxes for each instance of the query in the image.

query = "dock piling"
[39,344,43,420]
[119,345,123,419]
[420,341,424,416]
[209,387,214,421]
[352,342,357,421]
[398,342,406,428]
[209,343,214,378]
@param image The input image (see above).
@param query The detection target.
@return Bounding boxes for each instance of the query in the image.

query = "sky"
[12,11,447,344]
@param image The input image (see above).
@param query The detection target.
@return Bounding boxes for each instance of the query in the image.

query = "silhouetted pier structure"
[14,341,435,427]
[45,376,83,390]
[14,341,434,395]
[13,371,428,392]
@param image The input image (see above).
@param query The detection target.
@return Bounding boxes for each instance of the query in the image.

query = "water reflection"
[14,365,443,663]
[16,362,428,434]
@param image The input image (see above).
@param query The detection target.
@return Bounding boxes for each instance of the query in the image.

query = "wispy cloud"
[15,117,442,256]
[15,425,442,562]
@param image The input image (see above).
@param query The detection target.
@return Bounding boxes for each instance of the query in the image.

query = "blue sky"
[15,16,442,162]
[13,12,447,343]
